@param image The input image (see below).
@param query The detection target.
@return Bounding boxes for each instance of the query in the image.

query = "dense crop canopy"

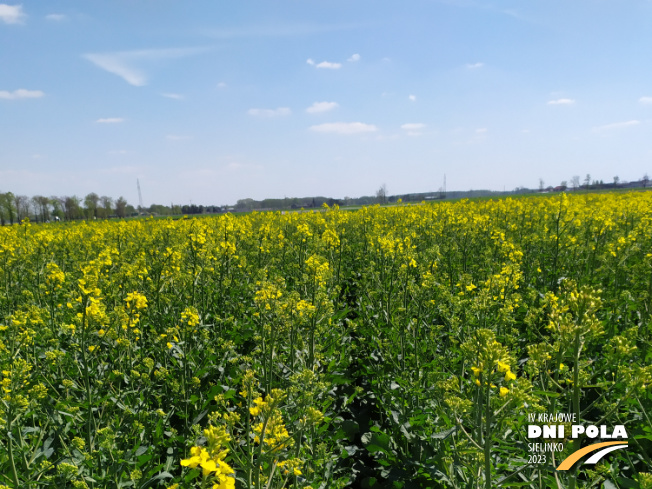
[0,192,651,488]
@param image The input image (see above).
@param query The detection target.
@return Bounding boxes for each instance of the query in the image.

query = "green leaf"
[432,427,456,440]
[361,432,392,455]
[532,390,561,398]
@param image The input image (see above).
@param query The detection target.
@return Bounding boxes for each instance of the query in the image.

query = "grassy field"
[1,192,651,489]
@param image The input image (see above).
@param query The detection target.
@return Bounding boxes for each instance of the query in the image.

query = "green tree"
[115,196,128,218]
[84,192,100,219]
[14,195,29,221]
[0,192,16,225]
[99,196,113,219]
[63,196,82,220]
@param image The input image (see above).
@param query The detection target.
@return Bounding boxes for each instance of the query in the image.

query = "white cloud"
[83,47,207,86]
[639,96,652,104]
[306,101,338,113]
[310,122,378,134]
[108,150,128,155]
[0,89,44,99]
[316,61,342,69]
[161,92,184,100]
[408,94,416,102]
[95,117,124,123]
[401,123,425,131]
[45,13,67,21]
[248,107,291,117]
[475,128,487,134]
[217,82,227,89]
[166,134,192,141]
[348,53,360,62]
[593,120,640,132]
[402,123,426,135]
[0,4,25,24]
[547,98,575,105]
[306,58,315,65]
[466,62,484,69]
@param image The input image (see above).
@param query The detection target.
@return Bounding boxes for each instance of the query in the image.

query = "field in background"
[1,192,651,489]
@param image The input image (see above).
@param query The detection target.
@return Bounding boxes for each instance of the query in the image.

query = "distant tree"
[63,196,82,220]
[643,174,650,188]
[32,195,51,222]
[99,196,113,218]
[584,174,591,189]
[571,175,580,190]
[539,178,545,192]
[560,180,568,190]
[115,196,128,218]
[50,196,64,220]
[0,192,16,224]
[14,195,29,221]
[613,176,620,187]
[376,184,387,204]
[84,192,100,219]
[235,198,255,211]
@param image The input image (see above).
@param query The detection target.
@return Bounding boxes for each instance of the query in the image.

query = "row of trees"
[0,192,134,225]
[539,174,650,192]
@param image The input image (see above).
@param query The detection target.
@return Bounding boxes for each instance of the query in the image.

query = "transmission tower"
[137,179,143,212]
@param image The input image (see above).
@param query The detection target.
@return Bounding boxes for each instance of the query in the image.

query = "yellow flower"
[499,387,509,397]
[471,366,482,377]
[496,361,510,373]
[504,370,516,381]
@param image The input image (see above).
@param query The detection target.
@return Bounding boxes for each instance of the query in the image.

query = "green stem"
[484,384,492,489]
[6,410,20,488]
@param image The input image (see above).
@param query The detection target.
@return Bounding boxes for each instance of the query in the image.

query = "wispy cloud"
[0,89,44,100]
[96,117,124,123]
[348,53,360,62]
[319,61,342,69]
[166,134,192,141]
[401,123,425,130]
[639,96,652,104]
[401,123,425,136]
[307,58,342,69]
[0,4,25,24]
[248,107,291,117]
[217,82,227,89]
[161,92,184,100]
[408,94,416,102]
[475,128,487,134]
[310,122,378,135]
[593,120,640,132]
[83,47,207,86]
[466,62,484,69]
[45,13,67,21]
[306,101,338,114]
[547,98,575,105]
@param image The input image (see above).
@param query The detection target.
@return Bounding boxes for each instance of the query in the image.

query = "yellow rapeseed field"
[1,192,651,488]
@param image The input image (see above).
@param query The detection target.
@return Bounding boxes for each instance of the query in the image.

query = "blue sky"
[1,1,651,206]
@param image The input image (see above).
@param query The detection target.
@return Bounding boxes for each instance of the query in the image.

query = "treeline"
[0,192,134,225]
